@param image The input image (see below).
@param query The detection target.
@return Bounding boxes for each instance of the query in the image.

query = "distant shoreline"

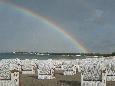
[0,52,115,56]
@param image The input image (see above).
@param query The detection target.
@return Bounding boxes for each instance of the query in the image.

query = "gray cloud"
[0,0,115,53]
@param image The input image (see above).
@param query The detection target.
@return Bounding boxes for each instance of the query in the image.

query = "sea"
[0,53,86,60]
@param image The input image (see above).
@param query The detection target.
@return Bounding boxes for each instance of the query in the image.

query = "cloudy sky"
[0,0,115,53]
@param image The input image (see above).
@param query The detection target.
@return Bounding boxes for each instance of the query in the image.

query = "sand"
[19,71,115,86]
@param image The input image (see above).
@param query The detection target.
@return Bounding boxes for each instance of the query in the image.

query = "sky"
[0,0,115,53]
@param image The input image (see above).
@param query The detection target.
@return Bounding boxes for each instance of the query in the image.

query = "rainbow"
[0,1,90,53]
